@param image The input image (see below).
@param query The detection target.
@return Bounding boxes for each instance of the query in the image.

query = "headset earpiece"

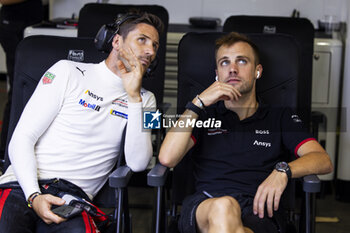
[256,71,260,78]
[94,24,116,53]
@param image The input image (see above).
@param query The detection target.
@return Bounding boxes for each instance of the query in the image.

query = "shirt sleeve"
[191,125,200,145]
[8,60,70,200]
[190,112,205,145]
[281,107,316,158]
[124,91,156,172]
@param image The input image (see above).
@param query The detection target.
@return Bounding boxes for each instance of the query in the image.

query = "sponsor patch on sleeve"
[110,109,128,119]
[42,72,56,84]
[112,98,128,108]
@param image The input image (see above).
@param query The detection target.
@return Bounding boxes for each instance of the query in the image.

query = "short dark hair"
[215,32,260,65]
[117,11,164,40]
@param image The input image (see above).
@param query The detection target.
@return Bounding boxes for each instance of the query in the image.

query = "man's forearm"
[158,109,198,168]
[9,131,41,200]
[124,102,152,172]
[289,151,333,178]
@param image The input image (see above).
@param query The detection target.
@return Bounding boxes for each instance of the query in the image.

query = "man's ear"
[112,34,122,51]
[256,64,263,79]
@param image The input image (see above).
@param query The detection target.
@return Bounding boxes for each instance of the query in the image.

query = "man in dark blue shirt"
[159,32,333,233]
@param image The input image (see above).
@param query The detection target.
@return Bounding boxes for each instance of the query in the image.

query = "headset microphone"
[144,56,158,79]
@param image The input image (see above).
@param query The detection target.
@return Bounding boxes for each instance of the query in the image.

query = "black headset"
[94,14,140,53]
[94,14,158,77]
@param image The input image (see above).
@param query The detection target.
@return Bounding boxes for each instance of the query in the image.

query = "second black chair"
[148,32,321,233]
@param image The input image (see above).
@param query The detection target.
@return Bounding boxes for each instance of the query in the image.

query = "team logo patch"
[76,67,86,76]
[207,128,228,135]
[42,72,56,84]
[68,50,84,62]
[112,98,128,108]
[253,140,271,148]
[78,99,101,111]
[263,25,277,34]
[110,110,128,119]
[143,110,161,129]
[85,90,103,101]
[255,129,270,135]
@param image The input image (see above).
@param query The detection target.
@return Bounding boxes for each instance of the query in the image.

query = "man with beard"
[0,12,163,233]
[159,32,333,233]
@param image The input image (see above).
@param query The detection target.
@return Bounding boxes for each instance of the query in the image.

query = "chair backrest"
[173,32,302,205]
[78,3,169,108]
[4,35,107,170]
[223,15,314,128]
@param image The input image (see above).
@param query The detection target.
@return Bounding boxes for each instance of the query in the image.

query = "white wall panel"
[49,0,348,28]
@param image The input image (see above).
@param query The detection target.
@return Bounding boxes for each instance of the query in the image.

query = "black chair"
[223,15,315,129]
[147,32,321,233]
[3,35,134,233]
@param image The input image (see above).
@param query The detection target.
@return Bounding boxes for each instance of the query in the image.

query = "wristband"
[196,95,206,109]
[28,192,41,208]
[185,101,203,116]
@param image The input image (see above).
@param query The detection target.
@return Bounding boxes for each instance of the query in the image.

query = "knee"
[208,196,241,220]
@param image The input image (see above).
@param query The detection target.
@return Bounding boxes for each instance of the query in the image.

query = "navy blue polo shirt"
[191,101,315,197]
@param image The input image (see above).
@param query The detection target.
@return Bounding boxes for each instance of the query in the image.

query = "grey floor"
[315,192,350,233]
[1,78,349,233]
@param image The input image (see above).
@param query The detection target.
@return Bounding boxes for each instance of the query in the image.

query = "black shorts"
[178,191,286,233]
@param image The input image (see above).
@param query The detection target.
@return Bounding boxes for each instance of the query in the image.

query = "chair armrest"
[147,163,169,187]
[303,174,321,193]
[109,165,133,188]
[159,102,171,114]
